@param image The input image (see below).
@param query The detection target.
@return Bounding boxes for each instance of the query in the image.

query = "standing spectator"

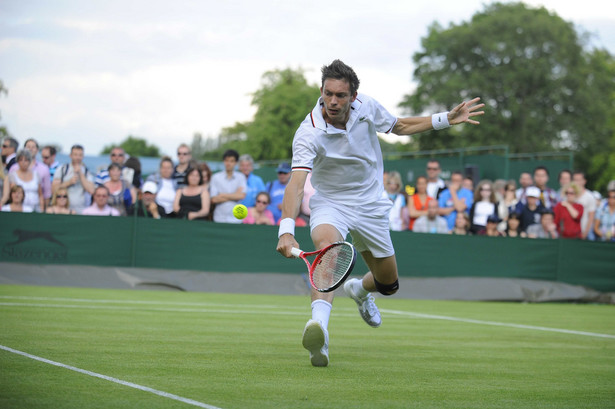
[2,150,44,211]
[553,182,584,239]
[46,187,76,215]
[497,181,518,231]
[407,175,432,231]
[462,176,474,193]
[146,156,178,217]
[385,171,406,231]
[104,163,136,216]
[493,179,507,202]
[266,162,291,224]
[517,186,544,233]
[198,161,212,191]
[173,167,210,220]
[478,215,504,237]
[533,166,557,209]
[51,144,96,214]
[123,156,143,190]
[1,185,33,213]
[469,180,499,234]
[127,181,166,219]
[515,171,533,204]
[81,186,120,216]
[41,145,60,180]
[556,169,572,203]
[438,170,474,231]
[594,188,615,242]
[527,209,558,239]
[210,149,247,224]
[426,160,445,199]
[239,154,266,208]
[505,212,523,237]
[451,211,471,235]
[243,191,275,225]
[572,171,597,240]
[95,147,126,186]
[413,200,449,234]
[173,144,192,188]
[2,137,18,172]
[9,139,52,207]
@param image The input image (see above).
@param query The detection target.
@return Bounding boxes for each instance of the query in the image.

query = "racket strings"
[312,245,354,289]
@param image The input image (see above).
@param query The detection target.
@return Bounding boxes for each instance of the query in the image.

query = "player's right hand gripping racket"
[291,241,357,293]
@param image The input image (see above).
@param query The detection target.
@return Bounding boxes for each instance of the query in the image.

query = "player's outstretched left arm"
[448,97,484,126]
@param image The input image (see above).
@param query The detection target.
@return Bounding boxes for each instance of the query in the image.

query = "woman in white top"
[2,150,44,212]
[146,156,177,216]
[469,180,499,234]
[385,171,406,231]
[1,185,33,213]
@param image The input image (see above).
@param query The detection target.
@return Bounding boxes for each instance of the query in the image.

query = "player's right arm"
[276,170,308,258]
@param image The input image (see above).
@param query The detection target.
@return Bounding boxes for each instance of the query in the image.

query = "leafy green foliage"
[101,135,161,158]
[399,3,615,188]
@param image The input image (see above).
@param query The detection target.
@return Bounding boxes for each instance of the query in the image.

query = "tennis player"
[276,59,484,366]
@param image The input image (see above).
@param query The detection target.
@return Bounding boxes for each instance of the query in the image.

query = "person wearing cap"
[266,162,292,224]
[516,185,544,233]
[210,149,247,224]
[477,214,504,237]
[127,181,166,218]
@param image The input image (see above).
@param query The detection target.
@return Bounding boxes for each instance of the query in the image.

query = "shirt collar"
[310,96,363,133]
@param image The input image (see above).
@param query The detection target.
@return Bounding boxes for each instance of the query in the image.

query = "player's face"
[321,79,356,126]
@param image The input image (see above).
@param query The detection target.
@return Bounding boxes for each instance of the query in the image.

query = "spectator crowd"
[2,136,614,242]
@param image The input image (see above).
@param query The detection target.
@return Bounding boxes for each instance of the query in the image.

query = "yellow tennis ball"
[233,204,248,220]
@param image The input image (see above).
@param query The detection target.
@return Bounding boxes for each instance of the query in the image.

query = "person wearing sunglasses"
[95,146,126,186]
[2,137,19,173]
[242,192,274,225]
[553,182,584,239]
[46,187,76,215]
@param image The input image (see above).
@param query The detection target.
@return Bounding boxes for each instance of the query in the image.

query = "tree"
[399,2,615,167]
[101,136,161,157]
[217,68,321,161]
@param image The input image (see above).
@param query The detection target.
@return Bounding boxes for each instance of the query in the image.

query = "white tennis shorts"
[309,194,395,258]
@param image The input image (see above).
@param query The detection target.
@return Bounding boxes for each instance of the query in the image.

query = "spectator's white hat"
[526,186,541,198]
[142,181,158,194]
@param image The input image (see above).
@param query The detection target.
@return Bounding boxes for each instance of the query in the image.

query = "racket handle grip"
[290,248,302,258]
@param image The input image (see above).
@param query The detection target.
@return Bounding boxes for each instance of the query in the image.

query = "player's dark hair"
[321,59,360,95]
[222,149,239,161]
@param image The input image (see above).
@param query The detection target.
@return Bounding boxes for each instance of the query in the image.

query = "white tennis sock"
[311,300,332,330]
[354,278,370,298]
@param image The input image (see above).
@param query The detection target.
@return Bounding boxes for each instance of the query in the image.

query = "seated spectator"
[174,167,210,220]
[81,186,120,216]
[385,171,406,231]
[239,154,266,208]
[450,211,471,235]
[517,186,544,233]
[413,200,449,234]
[46,187,76,215]
[438,171,473,231]
[127,181,166,219]
[553,182,584,239]
[504,212,523,238]
[1,185,33,213]
[146,156,178,217]
[51,144,95,214]
[469,180,499,234]
[594,188,615,242]
[527,209,558,239]
[95,147,126,186]
[210,149,247,224]
[2,149,44,212]
[408,175,432,231]
[243,191,275,225]
[266,162,291,224]
[478,215,504,237]
[104,163,136,216]
[497,181,518,232]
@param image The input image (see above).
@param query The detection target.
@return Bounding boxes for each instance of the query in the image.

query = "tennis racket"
[291,241,357,292]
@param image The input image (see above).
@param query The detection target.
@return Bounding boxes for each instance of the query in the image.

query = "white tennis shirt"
[291,94,397,204]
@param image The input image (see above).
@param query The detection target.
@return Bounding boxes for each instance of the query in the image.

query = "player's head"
[321,59,360,95]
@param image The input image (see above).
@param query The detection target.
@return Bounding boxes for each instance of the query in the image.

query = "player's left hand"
[448,97,485,126]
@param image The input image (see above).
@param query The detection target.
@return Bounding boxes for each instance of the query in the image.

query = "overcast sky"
[1,0,613,157]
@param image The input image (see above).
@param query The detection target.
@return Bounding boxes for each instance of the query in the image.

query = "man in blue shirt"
[266,162,291,223]
[239,154,266,208]
[438,171,474,231]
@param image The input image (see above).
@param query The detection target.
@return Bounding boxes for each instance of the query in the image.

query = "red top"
[554,202,584,238]
[409,194,432,231]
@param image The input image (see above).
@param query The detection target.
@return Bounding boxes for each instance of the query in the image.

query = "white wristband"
[278,218,296,238]
[432,111,450,130]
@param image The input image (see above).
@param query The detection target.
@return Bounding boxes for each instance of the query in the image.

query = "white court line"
[0,344,223,409]
[382,309,615,339]
[2,298,613,340]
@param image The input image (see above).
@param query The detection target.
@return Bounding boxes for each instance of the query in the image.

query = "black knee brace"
[373,277,399,296]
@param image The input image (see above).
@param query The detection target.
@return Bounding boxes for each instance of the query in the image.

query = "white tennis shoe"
[302,319,329,367]
[344,278,382,327]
